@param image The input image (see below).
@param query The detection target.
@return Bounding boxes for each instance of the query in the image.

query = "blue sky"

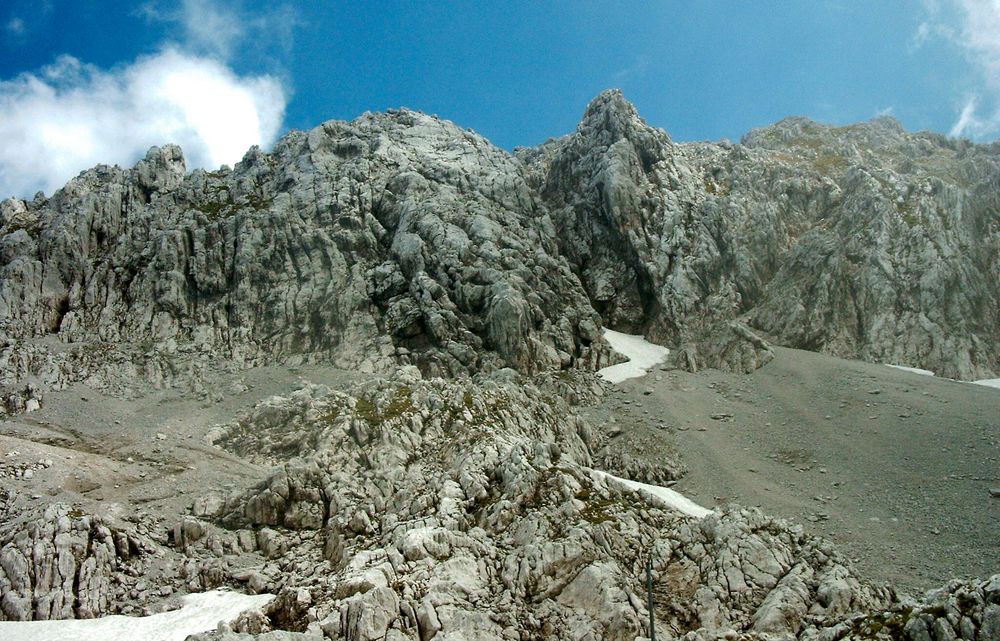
[1,1,998,198]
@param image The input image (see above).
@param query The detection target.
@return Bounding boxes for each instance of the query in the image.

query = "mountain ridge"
[1,88,998,404]
[0,90,998,641]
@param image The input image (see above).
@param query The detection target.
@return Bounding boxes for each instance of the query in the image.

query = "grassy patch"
[576,487,619,525]
[847,608,913,640]
[355,387,414,426]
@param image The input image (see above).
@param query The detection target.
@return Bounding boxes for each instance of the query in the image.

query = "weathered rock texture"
[0,91,998,639]
[520,90,1000,379]
[0,502,153,620]
[178,372,992,641]
[2,89,997,409]
[0,110,612,409]
[207,372,884,640]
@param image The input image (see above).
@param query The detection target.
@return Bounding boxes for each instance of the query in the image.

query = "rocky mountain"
[1,89,998,407]
[0,108,612,409]
[520,90,1000,379]
[0,92,998,641]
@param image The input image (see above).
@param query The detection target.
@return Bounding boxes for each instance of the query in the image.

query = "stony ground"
[582,345,1000,596]
[0,365,367,550]
[2,345,996,609]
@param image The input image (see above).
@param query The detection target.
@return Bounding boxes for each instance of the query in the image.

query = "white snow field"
[885,364,936,376]
[972,378,1000,389]
[0,590,274,641]
[598,329,670,383]
[594,469,713,519]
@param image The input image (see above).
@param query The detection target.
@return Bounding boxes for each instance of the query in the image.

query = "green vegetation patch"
[355,386,415,426]
[576,486,619,525]
[847,608,913,640]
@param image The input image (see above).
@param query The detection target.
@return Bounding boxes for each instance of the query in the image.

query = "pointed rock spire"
[577,89,672,147]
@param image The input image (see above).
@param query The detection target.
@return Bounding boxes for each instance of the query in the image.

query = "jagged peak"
[576,89,673,150]
[581,89,640,122]
[135,144,186,193]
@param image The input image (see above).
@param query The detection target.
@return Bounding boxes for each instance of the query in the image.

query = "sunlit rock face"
[2,90,998,405]
[0,111,613,403]
[521,90,1000,379]
[0,91,999,641]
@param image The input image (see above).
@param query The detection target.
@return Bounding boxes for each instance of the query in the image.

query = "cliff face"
[521,91,1000,379]
[737,117,1000,379]
[1,89,997,406]
[0,109,612,402]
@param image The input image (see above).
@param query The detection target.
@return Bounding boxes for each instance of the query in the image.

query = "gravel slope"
[583,345,1000,595]
[2,347,996,606]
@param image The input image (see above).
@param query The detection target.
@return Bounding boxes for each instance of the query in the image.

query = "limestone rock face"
[0,112,611,406]
[0,503,152,620]
[1,90,998,402]
[521,90,1000,379]
[737,118,1000,379]
[0,91,998,638]
[521,90,797,349]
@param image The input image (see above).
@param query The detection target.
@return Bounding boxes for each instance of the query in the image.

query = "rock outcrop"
[520,90,1000,379]
[0,502,154,620]
[667,320,775,374]
[0,111,612,409]
[175,371,994,640]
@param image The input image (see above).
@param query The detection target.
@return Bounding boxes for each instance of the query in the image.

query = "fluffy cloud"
[0,48,286,198]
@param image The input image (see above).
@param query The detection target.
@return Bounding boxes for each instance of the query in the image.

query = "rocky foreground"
[0,367,997,640]
[0,92,998,639]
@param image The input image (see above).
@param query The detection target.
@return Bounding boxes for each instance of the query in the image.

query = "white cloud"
[916,0,1000,139]
[138,0,298,62]
[0,48,286,198]
[949,96,980,136]
[949,0,1000,138]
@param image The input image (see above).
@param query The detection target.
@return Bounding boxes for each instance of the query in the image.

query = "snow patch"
[594,469,713,519]
[0,590,274,641]
[885,364,935,377]
[598,329,669,383]
[881,366,1000,390]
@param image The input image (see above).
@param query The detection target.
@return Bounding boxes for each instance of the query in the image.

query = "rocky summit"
[0,91,997,641]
